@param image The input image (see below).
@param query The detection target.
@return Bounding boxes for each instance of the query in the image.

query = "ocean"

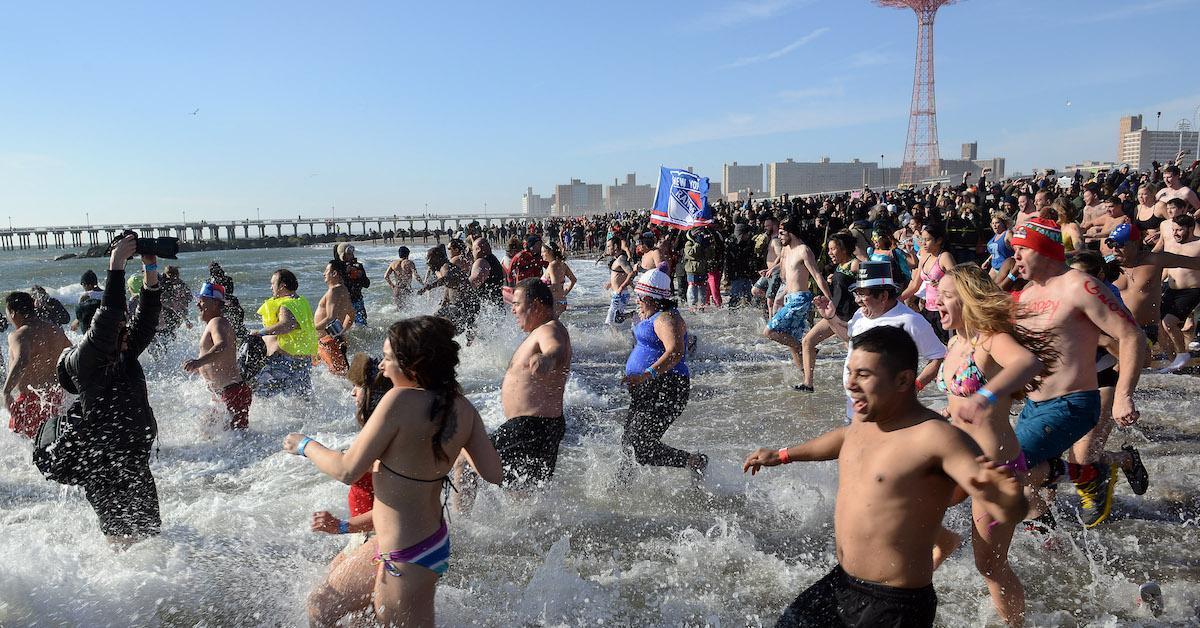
[1,241,1197,626]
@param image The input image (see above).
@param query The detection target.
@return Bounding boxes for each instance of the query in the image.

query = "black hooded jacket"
[56,269,160,455]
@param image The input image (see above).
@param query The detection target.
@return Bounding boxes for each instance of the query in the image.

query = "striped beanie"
[634,262,673,300]
[1010,218,1064,262]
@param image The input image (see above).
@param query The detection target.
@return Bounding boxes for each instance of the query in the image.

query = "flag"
[650,167,712,230]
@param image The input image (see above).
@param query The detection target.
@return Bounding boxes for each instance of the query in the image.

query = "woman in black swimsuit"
[1134,183,1167,245]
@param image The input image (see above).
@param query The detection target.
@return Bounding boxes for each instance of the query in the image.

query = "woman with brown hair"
[285,316,502,627]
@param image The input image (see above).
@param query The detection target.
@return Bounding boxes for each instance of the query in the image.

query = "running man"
[763,218,832,390]
[1155,164,1200,212]
[1158,214,1200,370]
[314,259,355,375]
[183,283,251,430]
[491,278,572,488]
[744,326,1025,627]
[1010,218,1147,528]
[383,246,422,309]
[4,291,72,437]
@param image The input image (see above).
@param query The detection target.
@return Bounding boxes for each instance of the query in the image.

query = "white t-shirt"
[842,301,947,418]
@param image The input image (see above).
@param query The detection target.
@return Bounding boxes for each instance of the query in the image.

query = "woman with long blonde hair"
[933,264,1058,627]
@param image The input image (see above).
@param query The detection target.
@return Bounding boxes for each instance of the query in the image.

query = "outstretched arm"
[283,387,408,484]
[743,427,846,475]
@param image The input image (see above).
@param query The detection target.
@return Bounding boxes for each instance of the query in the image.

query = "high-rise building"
[521,187,554,216]
[961,142,978,160]
[606,174,655,213]
[722,162,764,197]
[1118,114,1198,171]
[553,179,604,216]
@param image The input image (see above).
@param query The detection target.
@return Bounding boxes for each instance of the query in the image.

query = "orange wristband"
[778,447,791,464]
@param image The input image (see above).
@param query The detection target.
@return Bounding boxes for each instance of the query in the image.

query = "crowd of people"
[6,154,1200,626]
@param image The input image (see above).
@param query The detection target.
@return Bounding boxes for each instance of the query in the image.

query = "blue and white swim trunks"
[767,291,814,342]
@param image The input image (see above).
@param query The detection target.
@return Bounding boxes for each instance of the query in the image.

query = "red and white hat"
[634,262,673,300]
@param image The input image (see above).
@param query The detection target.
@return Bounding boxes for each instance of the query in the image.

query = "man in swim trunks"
[492,278,572,488]
[183,282,251,430]
[763,217,831,389]
[1158,215,1200,370]
[384,246,422,309]
[4,291,72,437]
[744,326,1026,627]
[1011,218,1147,528]
[314,259,355,375]
[751,214,783,315]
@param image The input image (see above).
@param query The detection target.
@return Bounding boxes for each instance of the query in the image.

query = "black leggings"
[622,373,691,467]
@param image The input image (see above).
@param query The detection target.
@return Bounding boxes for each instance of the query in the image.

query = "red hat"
[1010,218,1065,262]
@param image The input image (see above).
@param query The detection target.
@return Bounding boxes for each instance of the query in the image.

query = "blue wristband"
[338,520,350,534]
[1005,272,1016,282]
[143,263,159,272]
[977,388,998,406]
[644,366,659,379]
[297,436,313,457]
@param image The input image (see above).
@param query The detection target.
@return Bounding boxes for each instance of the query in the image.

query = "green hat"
[127,273,144,294]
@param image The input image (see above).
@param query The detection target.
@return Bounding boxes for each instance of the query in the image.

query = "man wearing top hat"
[813,260,946,421]
[183,282,251,430]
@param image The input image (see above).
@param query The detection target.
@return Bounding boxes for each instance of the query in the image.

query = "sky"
[2,0,1199,228]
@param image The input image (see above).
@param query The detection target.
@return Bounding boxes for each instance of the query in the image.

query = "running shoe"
[1121,444,1149,496]
[1021,510,1057,535]
[1074,463,1118,528]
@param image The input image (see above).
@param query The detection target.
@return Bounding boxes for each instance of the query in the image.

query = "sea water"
[1,242,1198,626]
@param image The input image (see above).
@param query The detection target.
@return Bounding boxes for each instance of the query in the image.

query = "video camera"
[108,229,180,260]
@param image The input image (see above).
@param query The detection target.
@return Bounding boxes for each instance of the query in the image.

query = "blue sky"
[2,0,1198,228]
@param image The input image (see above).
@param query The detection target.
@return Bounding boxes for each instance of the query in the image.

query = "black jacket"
[724,236,758,280]
[56,269,160,455]
[344,260,370,302]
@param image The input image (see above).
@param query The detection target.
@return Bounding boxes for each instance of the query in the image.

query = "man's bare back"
[4,318,71,402]
[385,259,417,290]
[501,320,571,418]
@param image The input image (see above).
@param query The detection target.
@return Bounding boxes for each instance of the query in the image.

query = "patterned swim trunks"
[767,291,814,342]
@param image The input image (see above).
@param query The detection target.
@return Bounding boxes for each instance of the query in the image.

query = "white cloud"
[687,0,811,31]
[720,27,831,69]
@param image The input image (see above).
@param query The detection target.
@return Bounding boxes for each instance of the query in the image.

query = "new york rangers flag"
[650,167,712,230]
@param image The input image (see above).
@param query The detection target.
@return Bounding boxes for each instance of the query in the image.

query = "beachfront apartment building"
[553,179,604,216]
[768,157,882,196]
[1118,114,1198,172]
[723,162,764,198]
[521,187,554,216]
[606,174,655,213]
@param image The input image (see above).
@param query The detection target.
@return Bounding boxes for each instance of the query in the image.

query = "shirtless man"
[1108,222,1200,349]
[314,260,356,375]
[1085,197,1130,255]
[1158,215,1200,370]
[1010,218,1147,528]
[1015,190,1039,225]
[4,291,72,437]
[1078,183,1106,243]
[751,214,783,315]
[383,246,421,309]
[1155,164,1200,213]
[604,238,635,324]
[490,277,573,488]
[744,326,1024,627]
[763,218,832,388]
[183,283,251,430]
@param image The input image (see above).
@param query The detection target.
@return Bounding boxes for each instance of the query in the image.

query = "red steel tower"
[877,0,957,184]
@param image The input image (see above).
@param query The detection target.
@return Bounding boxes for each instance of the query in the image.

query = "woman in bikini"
[899,223,956,343]
[285,316,503,627]
[1134,183,1168,246]
[541,242,577,316]
[933,264,1057,627]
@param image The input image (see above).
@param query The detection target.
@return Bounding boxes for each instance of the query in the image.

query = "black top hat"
[851,260,897,292]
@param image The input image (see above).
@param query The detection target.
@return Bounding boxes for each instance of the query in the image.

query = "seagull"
[191,108,200,115]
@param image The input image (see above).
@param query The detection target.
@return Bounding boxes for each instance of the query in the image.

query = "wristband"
[644,366,659,379]
[1005,272,1017,282]
[977,387,998,407]
[915,379,925,392]
[143,263,159,272]
[778,447,791,464]
[338,519,350,534]
[297,436,313,457]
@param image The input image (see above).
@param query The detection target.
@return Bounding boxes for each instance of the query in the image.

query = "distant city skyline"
[2,0,1198,228]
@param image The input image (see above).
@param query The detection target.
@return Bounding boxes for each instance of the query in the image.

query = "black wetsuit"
[56,269,161,539]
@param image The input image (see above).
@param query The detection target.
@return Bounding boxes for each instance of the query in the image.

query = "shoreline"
[56,232,436,260]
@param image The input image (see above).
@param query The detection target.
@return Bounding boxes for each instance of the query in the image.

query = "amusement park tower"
[877,0,958,184]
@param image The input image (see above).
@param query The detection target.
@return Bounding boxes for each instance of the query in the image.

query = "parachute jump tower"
[876,0,958,184]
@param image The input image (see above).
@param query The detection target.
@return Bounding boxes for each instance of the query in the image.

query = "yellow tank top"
[257,295,318,356]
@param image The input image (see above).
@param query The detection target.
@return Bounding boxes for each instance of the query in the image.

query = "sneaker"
[1121,444,1149,496]
[1074,463,1118,528]
[1022,510,1057,536]
[792,384,815,392]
